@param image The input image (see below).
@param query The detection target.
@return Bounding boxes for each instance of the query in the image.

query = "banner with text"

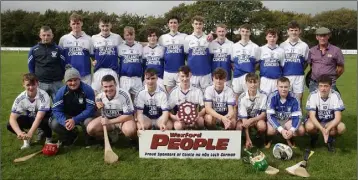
[139,130,242,159]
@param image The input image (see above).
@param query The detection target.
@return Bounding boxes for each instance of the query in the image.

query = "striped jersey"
[59,31,94,77]
[92,32,123,72]
[204,85,236,115]
[96,88,134,119]
[231,41,260,78]
[184,34,212,76]
[209,38,234,80]
[238,90,267,119]
[280,39,309,76]
[143,44,165,79]
[259,44,285,79]
[118,42,143,77]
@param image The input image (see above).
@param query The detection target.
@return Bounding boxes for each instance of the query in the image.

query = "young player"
[143,28,165,90]
[158,16,187,92]
[91,16,123,95]
[208,24,234,86]
[59,12,94,86]
[280,21,309,107]
[168,66,206,130]
[258,29,285,95]
[231,24,260,96]
[237,73,267,149]
[118,26,143,100]
[266,77,305,148]
[184,15,212,92]
[305,75,346,152]
[86,75,137,145]
[7,73,52,149]
[204,68,236,130]
[135,68,173,130]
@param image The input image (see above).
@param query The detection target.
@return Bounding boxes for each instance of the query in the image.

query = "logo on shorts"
[51,51,57,57]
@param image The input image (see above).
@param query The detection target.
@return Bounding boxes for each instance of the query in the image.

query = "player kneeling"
[168,66,206,130]
[204,68,236,130]
[305,75,346,152]
[135,68,173,130]
[86,75,137,147]
[266,77,305,148]
[236,73,267,149]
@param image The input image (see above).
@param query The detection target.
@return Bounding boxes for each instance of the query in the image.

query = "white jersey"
[134,85,169,119]
[209,39,234,80]
[118,42,144,77]
[204,85,236,115]
[96,88,134,119]
[158,32,187,73]
[280,39,309,76]
[59,31,94,77]
[306,89,345,123]
[11,89,51,118]
[231,40,260,78]
[168,85,204,113]
[238,90,267,119]
[184,34,212,76]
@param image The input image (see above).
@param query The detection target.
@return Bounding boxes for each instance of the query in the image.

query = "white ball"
[272,143,293,160]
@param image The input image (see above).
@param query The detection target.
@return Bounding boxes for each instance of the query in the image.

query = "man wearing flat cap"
[306,27,344,93]
[50,67,96,147]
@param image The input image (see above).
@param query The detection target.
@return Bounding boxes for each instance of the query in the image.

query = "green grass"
[1,51,357,179]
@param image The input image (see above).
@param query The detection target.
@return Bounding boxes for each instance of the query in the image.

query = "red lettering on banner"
[180,138,193,150]
[168,138,180,149]
[205,139,215,150]
[150,134,168,149]
[192,138,207,150]
[216,139,229,150]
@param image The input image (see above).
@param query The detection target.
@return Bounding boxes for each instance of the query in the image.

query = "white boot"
[20,140,30,150]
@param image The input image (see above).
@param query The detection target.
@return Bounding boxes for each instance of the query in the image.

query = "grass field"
[1,51,357,179]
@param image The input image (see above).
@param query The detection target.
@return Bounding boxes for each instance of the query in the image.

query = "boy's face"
[277,81,290,97]
[99,22,112,35]
[70,20,83,32]
[102,80,116,98]
[246,79,259,92]
[239,28,251,39]
[147,33,158,44]
[23,80,38,96]
[213,76,226,90]
[266,33,278,44]
[192,20,203,33]
[145,74,158,89]
[124,31,135,43]
[318,82,331,98]
[179,71,191,86]
[168,19,179,32]
[39,29,53,44]
[287,28,300,40]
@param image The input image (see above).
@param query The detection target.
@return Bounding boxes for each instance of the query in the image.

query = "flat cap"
[315,27,331,35]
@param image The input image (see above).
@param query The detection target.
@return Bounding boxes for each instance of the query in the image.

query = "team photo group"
[8,12,346,155]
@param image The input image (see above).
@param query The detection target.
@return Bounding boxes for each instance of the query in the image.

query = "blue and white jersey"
[158,32,187,73]
[238,90,267,119]
[204,85,236,115]
[143,44,165,79]
[11,89,51,118]
[184,34,212,76]
[118,42,143,77]
[209,39,234,80]
[259,44,284,79]
[59,32,94,77]
[306,89,344,123]
[134,85,169,119]
[280,39,309,76]
[96,88,134,119]
[231,41,260,78]
[267,90,301,131]
[92,32,123,73]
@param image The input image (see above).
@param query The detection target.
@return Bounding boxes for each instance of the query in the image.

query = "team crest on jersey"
[323,105,328,110]
[287,106,291,112]
[51,51,57,57]
[78,97,84,104]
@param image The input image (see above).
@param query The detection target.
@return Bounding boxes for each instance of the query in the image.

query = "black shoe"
[327,142,336,152]
[129,139,139,150]
[85,136,96,148]
[60,135,78,147]
[310,134,319,148]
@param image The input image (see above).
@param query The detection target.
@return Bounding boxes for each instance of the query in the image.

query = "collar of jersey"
[144,84,160,93]
[70,31,85,37]
[285,38,303,45]
[244,90,261,99]
[169,32,180,36]
[147,44,159,49]
[265,44,278,50]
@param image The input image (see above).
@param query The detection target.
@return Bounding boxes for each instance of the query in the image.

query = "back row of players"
[15,13,345,151]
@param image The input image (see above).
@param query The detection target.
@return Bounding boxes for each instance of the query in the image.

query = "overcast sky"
[1,1,357,16]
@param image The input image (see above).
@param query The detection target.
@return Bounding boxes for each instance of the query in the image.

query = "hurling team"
[7,12,346,153]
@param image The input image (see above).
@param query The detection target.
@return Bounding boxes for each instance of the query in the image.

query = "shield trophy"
[178,101,198,125]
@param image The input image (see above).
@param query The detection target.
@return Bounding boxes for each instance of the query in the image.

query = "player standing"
[91,16,123,95]
[158,16,187,93]
[184,15,212,92]
[258,29,285,95]
[168,66,206,130]
[204,68,236,130]
[143,28,165,90]
[231,24,260,96]
[135,68,173,130]
[208,24,234,86]
[266,77,305,148]
[280,21,309,107]
[118,26,143,100]
[305,75,346,152]
[59,12,94,86]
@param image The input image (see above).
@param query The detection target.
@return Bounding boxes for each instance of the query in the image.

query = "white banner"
[138,130,242,159]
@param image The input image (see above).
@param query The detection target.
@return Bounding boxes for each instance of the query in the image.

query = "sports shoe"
[21,140,30,150]
[35,128,45,142]
[327,136,336,152]
[60,135,78,147]
[129,138,139,150]
[45,137,53,144]
[108,128,119,144]
[310,134,319,148]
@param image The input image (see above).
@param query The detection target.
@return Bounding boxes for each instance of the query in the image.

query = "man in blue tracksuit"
[50,67,95,146]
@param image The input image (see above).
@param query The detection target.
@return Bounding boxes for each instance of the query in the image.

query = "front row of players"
[7,66,345,152]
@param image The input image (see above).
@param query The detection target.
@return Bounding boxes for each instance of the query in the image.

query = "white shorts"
[191,74,212,91]
[260,77,277,95]
[285,75,304,94]
[232,74,248,95]
[163,71,179,87]
[143,78,165,91]
[120,76,143,96]
[81,74,92,86]
[91,68,120,94]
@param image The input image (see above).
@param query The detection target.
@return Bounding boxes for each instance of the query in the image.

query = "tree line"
[1,1,356,49]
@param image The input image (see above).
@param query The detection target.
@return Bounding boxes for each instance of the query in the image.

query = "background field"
[1,51,356,179]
